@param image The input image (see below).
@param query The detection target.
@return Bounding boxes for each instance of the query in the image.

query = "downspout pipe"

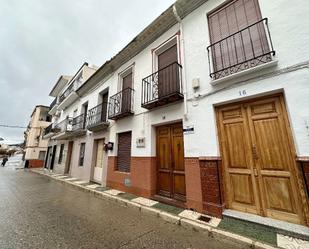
[173,5,189,121]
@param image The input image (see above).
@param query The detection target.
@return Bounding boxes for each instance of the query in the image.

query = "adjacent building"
[24,105,51,168]
[43,63,98,176]
[42,0,309,227]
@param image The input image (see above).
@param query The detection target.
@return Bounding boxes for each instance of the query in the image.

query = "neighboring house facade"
[43,63,98,177]
[43,0,309,227]
[24,105,51,168]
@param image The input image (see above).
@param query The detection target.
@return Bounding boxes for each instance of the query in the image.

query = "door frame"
[50,145,57,170]
[90,138,105,184]
[44,146,51,168]
[64,141,73,175]
[215,92,308,225]
[155,121,186,205]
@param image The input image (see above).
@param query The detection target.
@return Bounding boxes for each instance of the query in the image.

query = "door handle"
[252,144,259,159]
[253,168,258,176]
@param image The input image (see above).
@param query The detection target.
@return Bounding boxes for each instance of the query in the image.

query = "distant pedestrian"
[1,157,8,167]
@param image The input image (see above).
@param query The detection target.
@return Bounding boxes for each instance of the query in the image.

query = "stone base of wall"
[28,159,44,168]
[107,156,225,218]
[107,156,156,198]
[184,158,203,213]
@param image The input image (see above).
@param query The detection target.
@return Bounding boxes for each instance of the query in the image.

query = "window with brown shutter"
[121,73,133,114]
[79,143,86,166]
[207,0,275,79]
[116,132,132,172]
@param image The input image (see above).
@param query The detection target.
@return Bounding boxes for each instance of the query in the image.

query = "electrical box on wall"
[136,137,145,148]
[192,78,200,90]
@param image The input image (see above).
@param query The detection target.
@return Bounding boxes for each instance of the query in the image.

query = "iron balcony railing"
[108,88,134,120]
[54,118,73,133]
[141,62,183,108]
[59,83,75,103]
[207,18,275,80]
[72,113,86,132]
[50,98,57,109]
[86,102,108,128]
[58,78,84,104]
[43,124,53,136]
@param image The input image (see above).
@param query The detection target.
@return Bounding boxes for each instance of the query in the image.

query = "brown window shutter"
[157,45,179,98]
[101,93,108,122]
[208,0,269,75]
[117,132,132,172]
[122,73,133,90]
[158,45,178,70]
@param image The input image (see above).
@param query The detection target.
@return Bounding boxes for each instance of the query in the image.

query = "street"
[0,163,247,249]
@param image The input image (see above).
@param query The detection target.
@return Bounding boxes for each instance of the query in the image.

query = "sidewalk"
[30,168,309,249]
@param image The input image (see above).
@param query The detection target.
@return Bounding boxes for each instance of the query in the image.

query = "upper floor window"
[207,0,275,80]
[108,66,134,120]
[141,36,183,109]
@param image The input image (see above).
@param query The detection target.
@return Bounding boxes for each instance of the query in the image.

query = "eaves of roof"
[77,0,208,97]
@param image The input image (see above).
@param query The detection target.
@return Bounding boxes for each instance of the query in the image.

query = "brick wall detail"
[107,156,156,198]
[200,157,224,218]
[29,159,44,168]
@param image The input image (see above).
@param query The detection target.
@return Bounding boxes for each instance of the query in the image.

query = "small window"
[58,144,64,164]
[79,143,86,166]
[38,151,46,161]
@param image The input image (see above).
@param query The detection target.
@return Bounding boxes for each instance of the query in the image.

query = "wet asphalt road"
[0,165,247,249]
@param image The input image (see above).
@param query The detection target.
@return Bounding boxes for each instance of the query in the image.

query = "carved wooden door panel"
[157,123,185,201]
[217,104,261,214]
[216,95,305,225]
[246,96,305,224]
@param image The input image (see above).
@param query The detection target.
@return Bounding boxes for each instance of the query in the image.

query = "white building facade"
[44,0,309,226]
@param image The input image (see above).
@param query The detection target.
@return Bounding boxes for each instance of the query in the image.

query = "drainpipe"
[173,5,188,121]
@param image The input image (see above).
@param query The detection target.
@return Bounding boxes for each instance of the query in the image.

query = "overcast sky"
[0,0,175,144]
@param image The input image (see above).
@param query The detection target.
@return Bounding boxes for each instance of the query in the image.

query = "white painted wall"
[181,0,309,157]
[49,0,309,179]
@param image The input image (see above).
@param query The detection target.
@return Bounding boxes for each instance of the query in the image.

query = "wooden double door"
[216,95,305,225]
[156,123,186,202]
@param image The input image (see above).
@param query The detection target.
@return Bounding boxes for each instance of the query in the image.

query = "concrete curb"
[30,170,278,249]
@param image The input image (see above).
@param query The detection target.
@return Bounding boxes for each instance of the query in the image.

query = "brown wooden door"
[157,123,186,201]
[216,95,305,225]
[158,45,179,98]
[122,73,132,113]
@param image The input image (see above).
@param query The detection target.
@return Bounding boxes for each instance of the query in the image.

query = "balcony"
[52,117,73,140]
[48,98,58,115]
[108,88,134,120]
[207,18,275,81]
[42,124,54,139]
[71,113,87,137]
[86,103,109,132]
[57,79,83,110]
[141,62,183,110]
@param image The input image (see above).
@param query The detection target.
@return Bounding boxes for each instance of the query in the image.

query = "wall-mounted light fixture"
[104,142,114,152]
